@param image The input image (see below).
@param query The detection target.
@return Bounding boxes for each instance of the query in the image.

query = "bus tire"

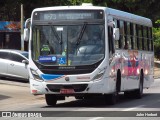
[124,72,144,99]
[116,70,121,92]
[134,71,144,99]
[105,71,121,105]
[45,94,57,106]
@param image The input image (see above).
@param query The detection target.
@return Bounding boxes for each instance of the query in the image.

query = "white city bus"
[24,3,154,106]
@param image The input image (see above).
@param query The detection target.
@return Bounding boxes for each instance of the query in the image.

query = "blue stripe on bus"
[41,74,64,80]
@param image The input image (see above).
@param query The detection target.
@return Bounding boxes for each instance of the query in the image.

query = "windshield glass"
[21,52,28,59]
[32,24,105,66]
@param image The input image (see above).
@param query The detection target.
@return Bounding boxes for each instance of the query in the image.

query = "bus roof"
[32,5,106,12]
[32,5,152,27]
[107,8,152,27]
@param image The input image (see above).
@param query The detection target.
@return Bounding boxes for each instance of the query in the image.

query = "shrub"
[153,20,160,60]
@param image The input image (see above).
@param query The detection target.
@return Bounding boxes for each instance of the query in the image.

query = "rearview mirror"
[24,28,29,41]
[113,28,120,40]
[22,60,29,65]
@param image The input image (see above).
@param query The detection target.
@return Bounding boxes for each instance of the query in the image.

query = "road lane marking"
[88,117,104,120]
[122,105,146,111]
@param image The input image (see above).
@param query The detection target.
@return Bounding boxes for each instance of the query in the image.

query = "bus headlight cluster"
[30,68,43,82]
[92,69,105,81]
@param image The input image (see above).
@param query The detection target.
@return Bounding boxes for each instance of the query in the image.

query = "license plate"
[60,89,74,94]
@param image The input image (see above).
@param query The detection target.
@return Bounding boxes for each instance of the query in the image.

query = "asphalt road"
[0,78,160,120]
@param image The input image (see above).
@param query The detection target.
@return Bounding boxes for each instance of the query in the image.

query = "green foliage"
[83,0,92,3]
[69,0,81,5]
[153,20,160,59]
[92,0,107,6]
[0,0,160,22]
[69,0,93,5]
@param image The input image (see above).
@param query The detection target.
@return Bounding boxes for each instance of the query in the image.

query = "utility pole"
[21,4,24,51]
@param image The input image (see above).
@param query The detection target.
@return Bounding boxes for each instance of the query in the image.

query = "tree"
[92,0,107,6]
[105,0,160,25]
[1,0,160,23]
[153,20,160,59]
[0,0,20,21]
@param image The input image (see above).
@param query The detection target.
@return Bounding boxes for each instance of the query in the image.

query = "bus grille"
[46,84,88,92]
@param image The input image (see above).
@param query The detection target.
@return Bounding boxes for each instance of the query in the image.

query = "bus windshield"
[32,24,105,66]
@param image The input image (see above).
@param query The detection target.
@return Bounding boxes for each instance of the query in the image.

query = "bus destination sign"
[33,10,104,20]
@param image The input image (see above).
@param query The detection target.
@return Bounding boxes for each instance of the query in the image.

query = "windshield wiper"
[51,26,62,44]
[76,22,87,45]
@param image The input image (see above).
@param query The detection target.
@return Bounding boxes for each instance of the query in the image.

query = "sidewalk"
[154,61,160,79]
[154,61,160,67]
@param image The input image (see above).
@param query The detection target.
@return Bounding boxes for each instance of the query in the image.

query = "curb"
[154,61,160,79]
[154,61,160,68]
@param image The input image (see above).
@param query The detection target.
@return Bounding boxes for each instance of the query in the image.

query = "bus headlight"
[30,69,43,82]
[92,69,105,81]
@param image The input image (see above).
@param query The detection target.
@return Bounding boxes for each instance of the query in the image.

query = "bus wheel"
[116,70,121,92]
[105,71,120,105]
[45,94,57,106]
[134,72,144,99]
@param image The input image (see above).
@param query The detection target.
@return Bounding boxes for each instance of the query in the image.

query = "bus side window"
[124,21,128,49]
[138,25,143,50]
[113,19,121,49]
[120,20,125,49]
[133,24,137,50]
[149,27,153,51]
[143,26,148,51]
[108,26,115,57]
[123,21,132,50]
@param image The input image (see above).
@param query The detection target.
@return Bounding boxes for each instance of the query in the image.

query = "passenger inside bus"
[124,42,129,49]
[92,32,102,44]
[68,27,88,54]
[77,32,103,55]
[41,41,54,55]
